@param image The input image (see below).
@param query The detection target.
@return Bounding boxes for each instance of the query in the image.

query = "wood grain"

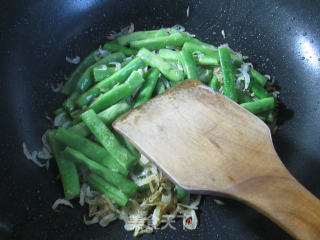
[113,79,320,240]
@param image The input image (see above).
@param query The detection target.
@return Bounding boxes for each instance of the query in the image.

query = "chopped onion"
[66,56,80,64]
[187,6,190,17]
[239,62,252,90]
[221,30,226,39]
[84,216,99,225]
[52,199,73,211]
[99,213,117,227]
[171,24,185,32]
[214,199,224,205]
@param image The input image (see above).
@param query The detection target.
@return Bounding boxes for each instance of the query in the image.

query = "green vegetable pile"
[46,26,278,230]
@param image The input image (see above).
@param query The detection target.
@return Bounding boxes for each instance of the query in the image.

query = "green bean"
[76,57,145,107]
[117,29,169,46]
[154,79,166,95]
[88,174,128,207]
[46,130,80,200]
[183,42,219,61]
[64,147,137,197]
[69,101,131,137]
[69,109,83,120]
[249,68,268,86]
[240,97,275,114]
[237,89,252,104]
[61,50,98,96]
[113,131,139,157]
[56,128,128,176]
[249,80,270,99]
[138,48,184,82]
[181,45,199,80]
[103,43,137,56]
[158,49,180,62]
[174,186,188,201]
[130,32,187,50]
[76,52,126,92]
[209,75,220,91]
[196,54,219,66]
[93,66,116,82]
[62,91,80,113]
[218,47,238,102]
[134,68,160,108]
[199,68,213,83]
[89,71,144,113]
[80,109,136,170]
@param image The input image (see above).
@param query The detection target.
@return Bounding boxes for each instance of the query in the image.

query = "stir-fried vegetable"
[30,24,279,237]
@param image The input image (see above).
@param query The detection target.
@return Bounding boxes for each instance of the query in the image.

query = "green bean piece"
[89,71,144,113]
[199,68,213,84]
[209,75,221,91]
[138,48,184,82]
[76,57,145,107]
[46,130,80,200]
[183,42,219,61]
[80,109,136,170]
[196,54,219,66]
[154,79,166,95]
[69,101,131,137]
[61,50,98,96]
[158,49,180,62]
[103,43,137,56]
[76,52,126,92]
[249,68,268,86]
[236,89,252,104]
[56,128,128,176]
[87,174,128,207]
[134,68,160,108]
[93,65,116,82]
[64,147,137,197]
[54,107,64,116]
[218,47,238,102]
[174,186,188,201]
[240,97,275,114]
[62,91,80,113]
[181,45,199,80]
[69,109,83,120]
[130,33,187,50]
[117,29,169,46]
[249,80,270,99]
[231,54,243,67]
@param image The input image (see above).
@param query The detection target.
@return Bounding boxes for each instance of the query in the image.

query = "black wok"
[1,0,320,239]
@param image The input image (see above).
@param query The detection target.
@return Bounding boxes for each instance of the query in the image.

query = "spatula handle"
[228,170,320,240]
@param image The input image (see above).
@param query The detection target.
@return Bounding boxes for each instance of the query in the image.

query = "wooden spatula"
[113,79,320,240]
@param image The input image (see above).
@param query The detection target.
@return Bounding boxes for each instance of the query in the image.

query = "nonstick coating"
[1,0,319,239]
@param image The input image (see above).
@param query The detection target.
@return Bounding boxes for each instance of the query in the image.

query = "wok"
[1,0,319,239]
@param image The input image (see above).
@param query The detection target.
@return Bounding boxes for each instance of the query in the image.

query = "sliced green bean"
[218,47,238,102]
[249,80,270,99]
[103,43,137,56]
[138,48,184,82]
[69,101,131,137]
[76,52,126,92]
[64,147,137,197]
[93,65,116,82]
[46,130,80,200]
[61,50,98,96]
[134,68,160,108]
[76,57,145,107]
[196,54,219,66]
[183,42,219,61]
[130,32,186,50]
[240,97,275,114]
[80,109,137,170]
[89,71,144,113]
[249,68,268,86]
[158,49,180,62]
[209,75,220,91]
[117,29,169,46]
[113,131,139,157]
[199,68,213,84]
[56,128,128,176]
[88,174,128,206]
[181,45,199,80]
[174,186,188,201]
[63,91,80,113]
